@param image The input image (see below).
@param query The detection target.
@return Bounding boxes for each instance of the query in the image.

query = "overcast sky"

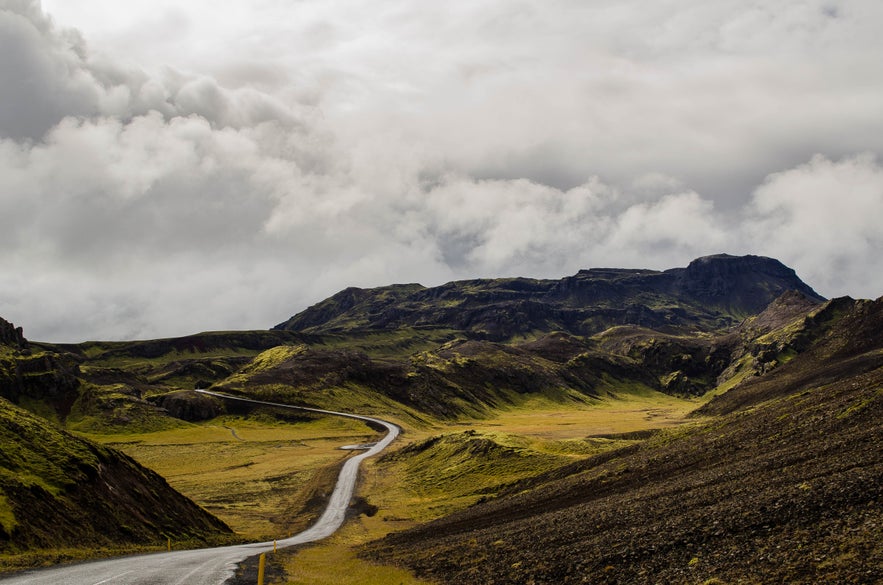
[2,0,883,342]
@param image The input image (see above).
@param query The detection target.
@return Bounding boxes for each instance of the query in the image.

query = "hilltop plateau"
[274,254,823,340]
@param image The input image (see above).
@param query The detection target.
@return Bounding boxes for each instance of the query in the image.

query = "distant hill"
[365,295,883,584]
[274,254,824,340]
[0,255,827,426]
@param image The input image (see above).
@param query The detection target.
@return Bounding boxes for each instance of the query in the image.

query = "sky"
[2,0,883,342]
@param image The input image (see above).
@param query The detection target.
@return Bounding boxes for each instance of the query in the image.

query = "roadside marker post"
[257,553,266,585]
[167,538,171,552]
[274,539,277,553]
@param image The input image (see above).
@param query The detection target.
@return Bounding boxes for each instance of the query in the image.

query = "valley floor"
[97,391,703,585]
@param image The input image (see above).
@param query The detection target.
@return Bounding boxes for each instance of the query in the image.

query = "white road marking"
[92,571,132,584]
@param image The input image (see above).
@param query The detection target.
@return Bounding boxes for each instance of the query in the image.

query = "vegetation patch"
[0,494,15,536]
[0,397,231,567]
[88,414,382,540]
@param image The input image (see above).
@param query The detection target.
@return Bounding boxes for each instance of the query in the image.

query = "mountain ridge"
[274,254,824,340]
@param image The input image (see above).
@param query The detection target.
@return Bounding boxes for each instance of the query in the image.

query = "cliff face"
[0,320,80,419]
[0,318,27,350]
[677,254,821,314]
[275,255,824,340]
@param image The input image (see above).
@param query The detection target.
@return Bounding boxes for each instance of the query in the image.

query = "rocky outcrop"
[0,318,27,350]
[0,318,80,418]
[156,390,225,422]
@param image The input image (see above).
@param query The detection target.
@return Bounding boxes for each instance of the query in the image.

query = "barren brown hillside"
[366,298,883,584]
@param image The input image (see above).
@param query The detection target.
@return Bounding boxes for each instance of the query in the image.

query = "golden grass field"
[88,415,379,540]
[82,389,702,584]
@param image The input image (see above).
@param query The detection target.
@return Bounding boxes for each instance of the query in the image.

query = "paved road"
[0,391,400,585]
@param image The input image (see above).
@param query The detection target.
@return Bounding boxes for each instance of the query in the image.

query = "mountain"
[365,295,883,584]
[274,254,824,340]
[1,255,821,426]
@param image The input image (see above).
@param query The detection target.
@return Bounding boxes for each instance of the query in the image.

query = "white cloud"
[744,153,883,298]
[1,0,883,341]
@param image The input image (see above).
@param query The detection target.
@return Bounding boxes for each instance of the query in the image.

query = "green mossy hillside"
[213,335,666,421]
[376,430,631,520]
[0,397,232,556]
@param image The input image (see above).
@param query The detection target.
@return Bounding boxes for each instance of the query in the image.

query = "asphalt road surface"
[0,391,400,585]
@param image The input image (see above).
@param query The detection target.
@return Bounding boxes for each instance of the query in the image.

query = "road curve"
[0,391,400,585]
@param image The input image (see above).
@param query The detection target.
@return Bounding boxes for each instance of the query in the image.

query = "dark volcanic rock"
[0,318,80,418]
[0,318,27,350]
[677,254,823,314]
[158,390,225,421]
[274,255,824,340]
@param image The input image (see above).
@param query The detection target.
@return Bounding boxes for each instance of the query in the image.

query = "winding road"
[0,391,400,585]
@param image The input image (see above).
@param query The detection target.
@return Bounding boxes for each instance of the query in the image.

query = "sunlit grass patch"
[452,389,700,441]
[0,494,16,535]
[278,537,434,585]
[84,415,382,540]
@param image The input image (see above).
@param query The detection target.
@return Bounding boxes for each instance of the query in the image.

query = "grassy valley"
[0,254,880,584]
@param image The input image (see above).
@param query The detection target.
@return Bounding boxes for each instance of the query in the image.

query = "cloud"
[0,3,99,139]
[2,1,883,341]
[744,153,883,298]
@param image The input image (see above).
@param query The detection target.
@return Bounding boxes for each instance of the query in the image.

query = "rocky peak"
[0,317,28,350]
[739,290,824,338]
[685,253,787,276]
[678,254,824,312]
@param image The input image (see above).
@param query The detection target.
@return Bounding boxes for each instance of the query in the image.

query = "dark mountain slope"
[274,255,823,340]
[0,396,232,555]
[366,297,883,584]
[698,295,883,417]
